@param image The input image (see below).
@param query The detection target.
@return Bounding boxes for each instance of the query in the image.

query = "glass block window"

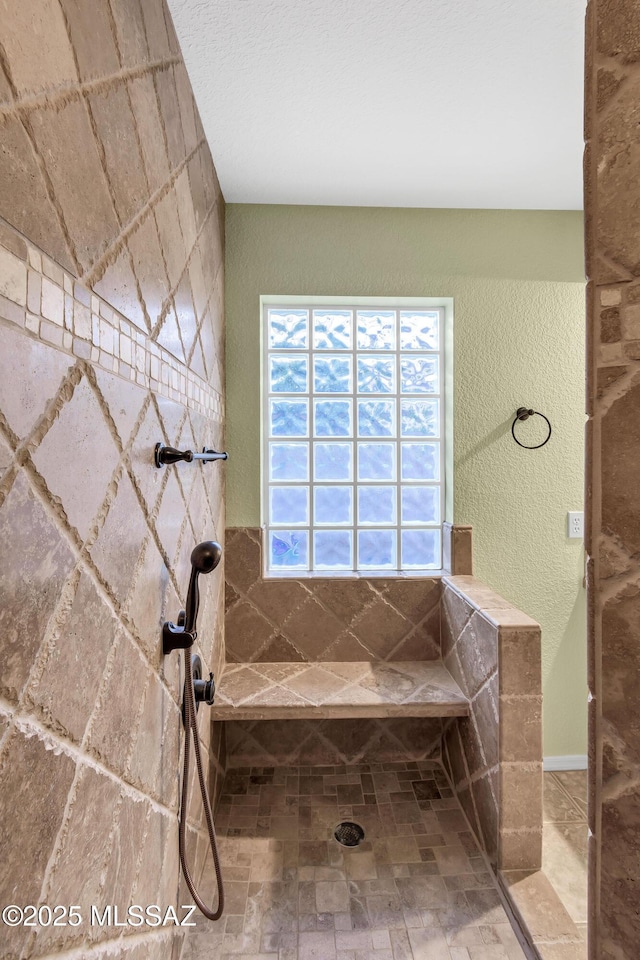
[263,305,445,573]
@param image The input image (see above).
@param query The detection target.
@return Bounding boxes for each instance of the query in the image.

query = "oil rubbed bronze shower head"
[162,540,222,654]
[190,540,222,574]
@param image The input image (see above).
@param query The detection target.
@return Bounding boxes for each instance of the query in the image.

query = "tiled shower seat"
[213,660,469,720]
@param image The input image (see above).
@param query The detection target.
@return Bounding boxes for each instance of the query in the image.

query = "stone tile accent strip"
[189,761,528,959]
[440,575,543,873]
[214,660,469,719]
[225,527,441,662]
[585,2,640,957]
[0,225,221,422]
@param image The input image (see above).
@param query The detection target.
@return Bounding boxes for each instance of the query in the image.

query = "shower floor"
[185,761,528,959]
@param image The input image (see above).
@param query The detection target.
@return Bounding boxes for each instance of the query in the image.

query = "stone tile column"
[585,3,640,957]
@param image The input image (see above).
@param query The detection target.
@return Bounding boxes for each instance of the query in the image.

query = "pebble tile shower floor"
[184,762,527,959]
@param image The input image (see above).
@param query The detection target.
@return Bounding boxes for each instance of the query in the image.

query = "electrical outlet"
[568,511,584,539]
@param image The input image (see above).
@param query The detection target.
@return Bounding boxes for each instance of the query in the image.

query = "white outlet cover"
[568,511,584,538]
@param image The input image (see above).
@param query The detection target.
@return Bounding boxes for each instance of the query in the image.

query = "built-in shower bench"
[212,660,469,720]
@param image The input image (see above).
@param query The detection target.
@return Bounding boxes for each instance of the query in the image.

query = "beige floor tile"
[553,771,587,814]
[542,822,588,923]
[543,773,585,823]
[408,925,451,958]
[299,930,338,959]
[191,763,528,960]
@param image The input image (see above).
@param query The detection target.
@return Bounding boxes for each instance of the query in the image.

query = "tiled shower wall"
[585,2,640,957]
[0,2,225,958]
[224,526,444,765]
[440,576,542,873]
[225,527,442,663]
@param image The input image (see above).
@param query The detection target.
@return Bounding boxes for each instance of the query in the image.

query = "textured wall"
[0,2,225,957]
[440,576,542,877]
[585,2,640,957]
[225,204,587,757]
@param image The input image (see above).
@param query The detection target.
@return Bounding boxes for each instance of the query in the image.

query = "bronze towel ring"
[511,407,552,449]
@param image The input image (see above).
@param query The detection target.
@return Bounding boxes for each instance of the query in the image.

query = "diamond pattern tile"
[0,323,73,441]
[0,8,226,958]
[93,368,147,451]
[225,528,442,662]
[224,717,442,767]
[32,376,119,542]
[0,470,75,704]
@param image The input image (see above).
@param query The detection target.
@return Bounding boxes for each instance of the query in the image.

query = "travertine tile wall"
[225,527,441,662]
[224,527,444,766]
[0,2,225,957]
[585,3,640,957]
[441,576,543,872]
[442,522,473,577]
[225,716,444,768]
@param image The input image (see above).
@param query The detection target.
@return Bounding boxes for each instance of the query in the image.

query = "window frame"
[261,296,453,578]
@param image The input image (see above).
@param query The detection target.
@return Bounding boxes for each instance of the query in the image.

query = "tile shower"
[202,527,574,958]
[0,3,600,960]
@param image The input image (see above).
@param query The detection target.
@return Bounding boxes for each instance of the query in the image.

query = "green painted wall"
[225,204,587,758]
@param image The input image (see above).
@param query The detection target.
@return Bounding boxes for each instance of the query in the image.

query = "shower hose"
[178,648,224,920]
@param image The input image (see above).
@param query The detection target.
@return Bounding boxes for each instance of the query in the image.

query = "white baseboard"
[543,755,588,772]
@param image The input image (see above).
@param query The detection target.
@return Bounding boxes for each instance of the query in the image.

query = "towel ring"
[511,408,552,449]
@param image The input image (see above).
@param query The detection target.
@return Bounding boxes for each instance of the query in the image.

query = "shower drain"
[334,821,365,847]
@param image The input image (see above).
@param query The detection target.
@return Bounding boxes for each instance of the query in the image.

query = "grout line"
[0,58,182,124]
[3,709,178,819]
[0,40,81,274]
[82,138,204,289]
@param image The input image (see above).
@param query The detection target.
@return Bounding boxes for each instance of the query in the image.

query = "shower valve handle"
[194,672,215,706]
[162,541,223,655]
[155,443,228,468]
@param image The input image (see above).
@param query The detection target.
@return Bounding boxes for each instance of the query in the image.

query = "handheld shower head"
[184,541,222,635]
[162,540,222,654]
[190,541,222,575]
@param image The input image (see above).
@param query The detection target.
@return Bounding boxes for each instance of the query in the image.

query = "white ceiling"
[168,0,586,210]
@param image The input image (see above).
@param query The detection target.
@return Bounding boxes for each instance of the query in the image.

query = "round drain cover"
[334,821,365,847]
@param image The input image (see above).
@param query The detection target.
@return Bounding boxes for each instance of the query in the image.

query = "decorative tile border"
[0,222,222,423]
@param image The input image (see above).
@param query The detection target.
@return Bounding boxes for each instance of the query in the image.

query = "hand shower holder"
[162,541,222,654]
[162,611,195,654]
